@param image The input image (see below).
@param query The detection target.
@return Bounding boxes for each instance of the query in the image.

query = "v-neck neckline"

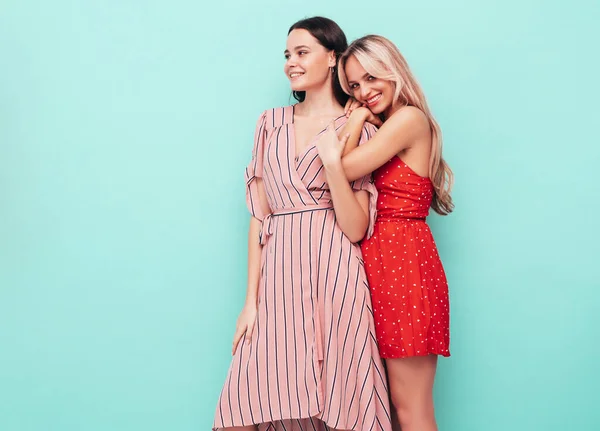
[289,104,346,162]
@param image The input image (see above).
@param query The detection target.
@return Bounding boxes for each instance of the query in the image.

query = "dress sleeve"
[244,111,268,221]
[350,123,379,239]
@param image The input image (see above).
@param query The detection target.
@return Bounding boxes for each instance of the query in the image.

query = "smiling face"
[284,29,336,93]
[344,54,396,117]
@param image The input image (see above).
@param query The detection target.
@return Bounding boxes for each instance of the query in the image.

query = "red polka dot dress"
[361,157,450,359]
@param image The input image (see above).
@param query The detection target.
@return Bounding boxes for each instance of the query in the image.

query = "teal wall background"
[1,1,598,430]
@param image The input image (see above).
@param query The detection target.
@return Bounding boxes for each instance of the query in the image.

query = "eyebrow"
[283,45,311,54]
[347,72,371,85]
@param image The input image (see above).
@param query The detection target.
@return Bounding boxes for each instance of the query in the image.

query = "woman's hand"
[316,120,350,169]
[351,106,383,127]
[231,302,257,355]
[344,97,363,117]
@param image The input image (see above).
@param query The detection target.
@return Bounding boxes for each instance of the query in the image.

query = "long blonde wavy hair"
[338,35,454,215]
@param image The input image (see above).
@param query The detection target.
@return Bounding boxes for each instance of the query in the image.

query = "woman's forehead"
[286,29,320,49]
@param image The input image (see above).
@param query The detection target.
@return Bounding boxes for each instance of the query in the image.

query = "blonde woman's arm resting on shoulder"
[340,106,430,181]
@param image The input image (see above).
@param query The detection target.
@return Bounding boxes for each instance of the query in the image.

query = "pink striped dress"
[213,105,392,431]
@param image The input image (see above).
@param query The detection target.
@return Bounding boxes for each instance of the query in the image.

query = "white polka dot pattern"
[361,157,450,359]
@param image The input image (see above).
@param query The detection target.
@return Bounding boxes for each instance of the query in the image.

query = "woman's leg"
[386,355,438,431]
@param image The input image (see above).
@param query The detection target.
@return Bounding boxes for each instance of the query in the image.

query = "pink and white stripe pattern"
[214,106,391,431]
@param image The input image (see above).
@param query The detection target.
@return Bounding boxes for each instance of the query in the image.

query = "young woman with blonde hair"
[316,35,453,431]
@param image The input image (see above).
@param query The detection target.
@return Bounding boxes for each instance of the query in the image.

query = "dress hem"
[380,350,451,360]
[213,409,357,431]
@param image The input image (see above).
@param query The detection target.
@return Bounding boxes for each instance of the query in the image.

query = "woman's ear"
[328,51,337,68]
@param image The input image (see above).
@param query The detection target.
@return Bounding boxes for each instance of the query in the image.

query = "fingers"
[345,98,360,117]
[344,99,353,115]
[246,320,255,344]
[346,101,356,117]
[232,325,246,355]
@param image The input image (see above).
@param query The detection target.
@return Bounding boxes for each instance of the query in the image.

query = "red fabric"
[361,157,450,359]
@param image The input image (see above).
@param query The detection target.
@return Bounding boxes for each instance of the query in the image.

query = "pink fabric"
[214,106,391,431]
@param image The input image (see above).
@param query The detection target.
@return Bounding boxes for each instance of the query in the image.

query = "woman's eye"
[298,51,307,56]
[368,75,375,81]
[284,54,290,59]
[350,84,358,89]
